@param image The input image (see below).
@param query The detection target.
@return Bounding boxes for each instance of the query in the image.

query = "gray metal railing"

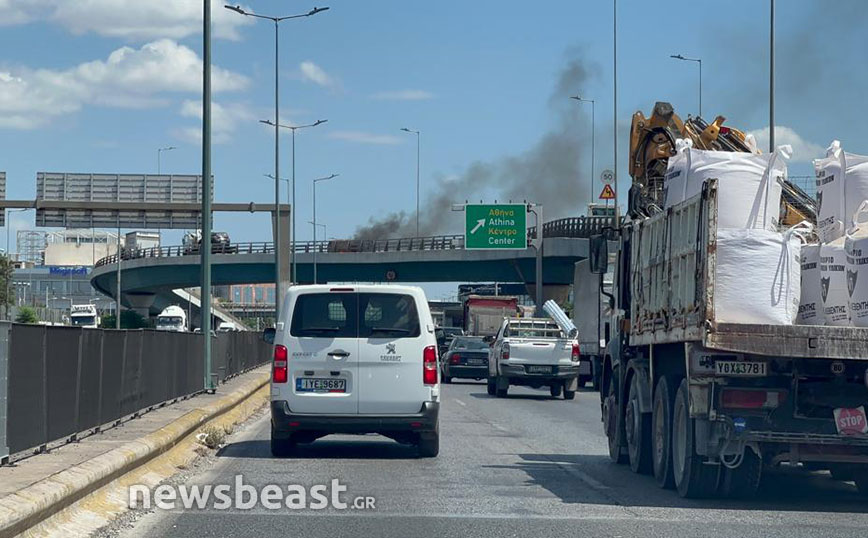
[94,216,611,268]
[0,324,269,464]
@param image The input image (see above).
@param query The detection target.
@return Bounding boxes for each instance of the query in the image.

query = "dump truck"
[463,295,518,336]
[594,103,868,499]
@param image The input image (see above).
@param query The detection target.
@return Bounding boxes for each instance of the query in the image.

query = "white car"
[266,285,441,457]
[487,317,580,399]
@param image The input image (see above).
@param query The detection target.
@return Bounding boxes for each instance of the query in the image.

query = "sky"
[0,0,866,298]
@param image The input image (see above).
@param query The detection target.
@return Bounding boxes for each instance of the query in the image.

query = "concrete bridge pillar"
[124,292,156,318]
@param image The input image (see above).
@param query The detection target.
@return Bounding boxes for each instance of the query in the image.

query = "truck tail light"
[721,388,786,409]
[273,344,288,384]
[423,345,437,385]
[501,343,510,360]
[450,354,461,364]
[571,343,580,362]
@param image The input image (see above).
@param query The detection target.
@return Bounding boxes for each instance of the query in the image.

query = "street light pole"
[202,0,213,389]
[670,54,702,117]
[261,118,328,285]
[225,4,330,320]
[312,174,338,284]
[612,0,618,214]
[401,128,421,236]
[570,96,595,205]
[157,146,176,175]
[769,0,775,151]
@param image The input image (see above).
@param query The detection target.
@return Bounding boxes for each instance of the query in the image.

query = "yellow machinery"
[627,101,815,226]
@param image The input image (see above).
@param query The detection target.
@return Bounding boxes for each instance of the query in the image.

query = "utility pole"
[202,0,214,391]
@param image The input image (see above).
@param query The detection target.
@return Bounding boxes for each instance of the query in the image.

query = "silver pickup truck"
[487,318,581,399]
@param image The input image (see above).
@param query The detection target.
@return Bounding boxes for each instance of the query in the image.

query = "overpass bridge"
[90,216,613,316]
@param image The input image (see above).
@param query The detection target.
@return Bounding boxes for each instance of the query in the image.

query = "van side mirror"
[589,234,608,274]
[262,327,276,344]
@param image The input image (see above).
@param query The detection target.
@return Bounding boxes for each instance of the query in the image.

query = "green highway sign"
[464,203,527,250]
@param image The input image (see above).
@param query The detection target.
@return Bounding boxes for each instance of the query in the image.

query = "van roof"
[288,284,425,295]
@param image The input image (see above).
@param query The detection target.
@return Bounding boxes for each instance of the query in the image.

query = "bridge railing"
[93,216,612,268]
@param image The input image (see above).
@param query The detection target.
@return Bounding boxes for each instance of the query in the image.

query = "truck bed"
[628,180,868,360]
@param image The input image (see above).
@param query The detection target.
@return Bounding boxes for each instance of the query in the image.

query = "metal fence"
[0,323,270,463]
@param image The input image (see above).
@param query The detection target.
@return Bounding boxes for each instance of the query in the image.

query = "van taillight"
[273,344,288,383]
[423,345,437,385]
[571,343,580,362]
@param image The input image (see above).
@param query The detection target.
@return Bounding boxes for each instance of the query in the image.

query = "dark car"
[435,326,465,357]
[440,336,489,383]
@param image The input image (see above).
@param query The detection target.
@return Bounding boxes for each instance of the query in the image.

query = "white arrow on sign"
[470,218,486,234]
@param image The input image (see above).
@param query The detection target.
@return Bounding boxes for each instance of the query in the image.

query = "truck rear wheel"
[652,376,676,489]
[550,384,562,398]
[487,377,497,396]
[626,374,652,474]
[672,379,718,498]
[718,447,762,498]
[603,373,627,464]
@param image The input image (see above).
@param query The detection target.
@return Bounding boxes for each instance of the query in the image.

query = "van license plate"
[296,378,346,393]
[715,361,767,377]
[527,365,552,374]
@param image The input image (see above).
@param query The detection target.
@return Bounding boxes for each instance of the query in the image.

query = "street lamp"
[400,127,421,237]
[157,146,176,175]
[225,3,330,320]
[570,96,595,205]
[309,221,327,243]
[670,54,702,117]
[312,174,339,284]
[260,118,328,284]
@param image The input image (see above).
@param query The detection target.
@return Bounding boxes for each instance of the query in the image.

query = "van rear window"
[290,293,358,337]
[359,293,420,338]
[290,292,420,338]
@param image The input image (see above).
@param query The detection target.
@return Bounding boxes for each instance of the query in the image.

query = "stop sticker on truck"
[833,406,868,436]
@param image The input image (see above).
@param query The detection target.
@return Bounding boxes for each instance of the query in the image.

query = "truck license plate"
[834,407,868,436]
[527,365,553,374]
[714,361,767,377]
[296,378,346,393]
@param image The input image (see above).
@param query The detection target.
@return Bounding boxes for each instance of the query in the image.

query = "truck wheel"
[719,447,762,498]
[564,388,576,400]
[854,470,868,496]
[271,432,297,458]
[625,374,652,474]
[550,384,563,398]
[496,385,509,398]
[487,377,497,396]
[672,379,718,498]
[603,374,627,464]
[652,376,676,489]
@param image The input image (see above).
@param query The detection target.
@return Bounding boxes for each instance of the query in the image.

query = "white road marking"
[454,399,466,407]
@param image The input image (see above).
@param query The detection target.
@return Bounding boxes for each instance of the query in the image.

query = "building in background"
[12,265,109,311]
[230,283,276,306]
[17,229,118,266]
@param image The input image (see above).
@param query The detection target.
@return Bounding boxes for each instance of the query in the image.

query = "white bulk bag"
[797,244,823,325]
[814,141,868,243]
[665,140,790,231]
[714,226,803,325]
[844,201,868,327]
[820,237,851,326]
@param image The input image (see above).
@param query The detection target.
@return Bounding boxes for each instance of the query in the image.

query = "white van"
[266,285,440,457]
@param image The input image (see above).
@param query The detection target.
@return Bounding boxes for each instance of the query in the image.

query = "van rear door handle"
[328,349,350,358]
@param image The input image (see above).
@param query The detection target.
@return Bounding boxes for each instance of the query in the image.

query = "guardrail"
[94,216,612,268]
[0,324,269,464]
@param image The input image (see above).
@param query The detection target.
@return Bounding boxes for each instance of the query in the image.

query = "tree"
[15,306,38,324]
[99,310,150,329]
[0,254,13,308]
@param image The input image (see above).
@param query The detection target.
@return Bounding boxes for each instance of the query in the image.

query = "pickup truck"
[487,318,581,399]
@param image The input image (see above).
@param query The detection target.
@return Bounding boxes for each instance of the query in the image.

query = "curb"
[0,373,270,538]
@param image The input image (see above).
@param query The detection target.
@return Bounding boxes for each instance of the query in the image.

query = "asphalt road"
[114,382,868,538]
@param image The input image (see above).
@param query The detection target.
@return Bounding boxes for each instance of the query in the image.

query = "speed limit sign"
[600,169,615,184]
